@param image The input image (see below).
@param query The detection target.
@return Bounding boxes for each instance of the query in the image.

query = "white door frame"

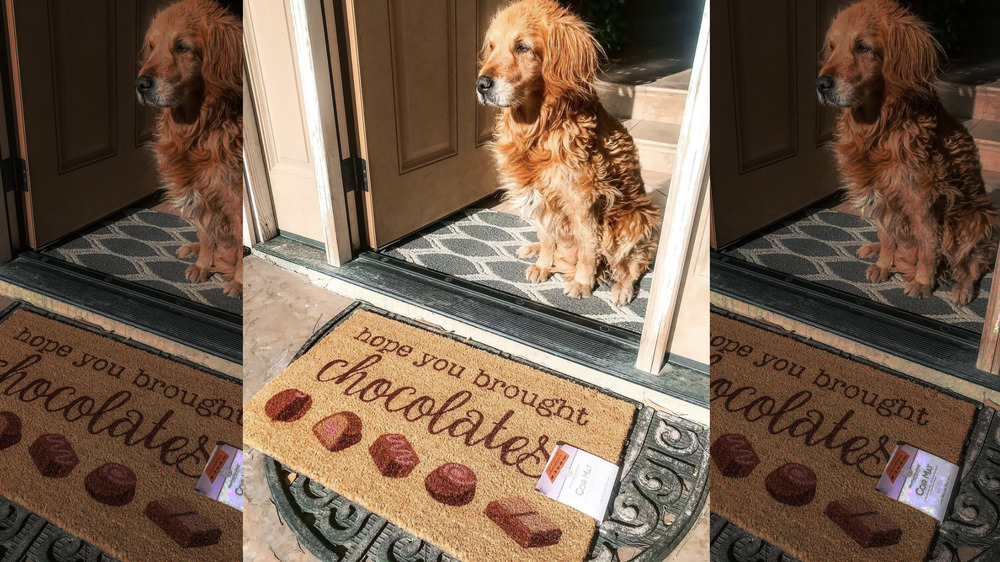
[636,1,710,374]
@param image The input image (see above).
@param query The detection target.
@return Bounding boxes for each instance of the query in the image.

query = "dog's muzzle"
[816,74,850,107]
[476,74,509,107]
[135,75,168,107]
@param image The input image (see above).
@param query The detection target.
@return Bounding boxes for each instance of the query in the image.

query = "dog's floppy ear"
[882,10,939,100]
[203,12,243,102]
[542,10,602,101]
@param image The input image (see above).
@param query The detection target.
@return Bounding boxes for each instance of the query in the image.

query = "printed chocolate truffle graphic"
[29,434,79,478]
[0,411,22,451]
[425,463,477,506]
[765,462,817,506]
[710,433,759,477]
[145,497,222,548]
[85,463,137,506]
[313,411,363,452]
[825,497,902,548]
[265,389,312,422]
[485,497,562,548]
[370,433,420,477]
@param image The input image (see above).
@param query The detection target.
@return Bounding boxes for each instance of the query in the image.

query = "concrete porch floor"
[242,255,710,561]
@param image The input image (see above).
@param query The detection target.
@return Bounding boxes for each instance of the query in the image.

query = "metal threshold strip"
[711,251,1000,393]
[0,252,242,364]
[254,236,709,410]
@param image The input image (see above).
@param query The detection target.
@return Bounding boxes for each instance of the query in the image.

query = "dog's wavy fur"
[479,0,659,306]
[818,0,996,305]
[138,0,243,297]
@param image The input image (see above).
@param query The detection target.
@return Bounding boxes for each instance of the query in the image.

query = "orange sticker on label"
[885,448,910,483]
[204,449,230,483]
[546,449,569,483]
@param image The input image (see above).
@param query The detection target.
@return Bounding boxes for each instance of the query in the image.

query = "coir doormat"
[0,306,242,561]
[710,314,977,561]
[244,308,638,562]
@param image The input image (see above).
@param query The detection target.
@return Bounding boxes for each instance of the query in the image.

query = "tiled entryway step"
[624,118,681,174]
[966,118,1000,172]
[597,69,690,124]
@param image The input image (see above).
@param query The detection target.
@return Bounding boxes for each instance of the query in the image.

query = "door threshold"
[252,236,708,424]
[711,251,1000,403]
[0,252,242,374]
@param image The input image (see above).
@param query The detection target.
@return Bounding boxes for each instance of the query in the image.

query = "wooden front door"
[712,0,847,247]
[345,0,504,248]
[5,0,168,247]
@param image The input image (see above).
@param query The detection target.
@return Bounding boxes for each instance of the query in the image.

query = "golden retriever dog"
[818,0,996,305]
[478,0,660,306]
[136,0,243,297]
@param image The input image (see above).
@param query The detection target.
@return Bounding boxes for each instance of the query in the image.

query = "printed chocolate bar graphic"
[29,434,79,478]
[0,411,22,451]
[369,433,419,477]
[265,389,313,422]
[825,497,902,548]
[485,497,562,548]
[145,497,222,548]
[425,463,477,506]
[85,463,137,506]
[710,433,759,477]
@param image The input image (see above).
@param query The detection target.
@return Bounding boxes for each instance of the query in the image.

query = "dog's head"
[137,0,241,108]
[817,0,938,108]
[477,0,601,108]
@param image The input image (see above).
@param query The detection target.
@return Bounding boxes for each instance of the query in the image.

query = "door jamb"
[636,1,710,374]
[243,67,277,245]
[977,243,1000,373]
[287,0,353,266]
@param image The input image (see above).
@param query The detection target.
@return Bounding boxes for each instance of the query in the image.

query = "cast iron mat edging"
[724,208,991,332]
[0,300,242,562]
[43,209,241,315]
[261,302,709,562]
[383,208,653,333]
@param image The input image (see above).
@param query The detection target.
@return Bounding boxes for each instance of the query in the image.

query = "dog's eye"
[515,43,530,54]
[174,43,191,54]
[855,43,871,54]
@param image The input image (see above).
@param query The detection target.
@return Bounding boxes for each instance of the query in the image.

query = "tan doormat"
[0,306,241,561]
[710,314,977,561]
[244,308,638,562]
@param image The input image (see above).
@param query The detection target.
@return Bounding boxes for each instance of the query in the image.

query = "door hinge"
[1,157,26,193]
[341,155,368,193]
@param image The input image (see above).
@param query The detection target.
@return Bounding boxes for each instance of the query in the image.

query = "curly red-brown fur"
[138,0,243,297]
[479,0,659,306]
[818,0,997,305]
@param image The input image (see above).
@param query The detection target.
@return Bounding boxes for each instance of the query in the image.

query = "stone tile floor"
[242,255,710,561]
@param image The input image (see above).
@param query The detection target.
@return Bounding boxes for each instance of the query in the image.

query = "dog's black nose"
[135,75,154,93]
[816,75,834,93]
[476,75,494,94]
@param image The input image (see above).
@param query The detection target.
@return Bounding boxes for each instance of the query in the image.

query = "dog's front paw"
[525,264,551,283]
[865,263,892,283]
[952,281,974,306]
[224,279,243,298]
[185,264,212,283]
[904,279,933,298]
[563,280,593,299]
[611,282,635,306]
[177,243,200,259]
[516,243,540,259]
[857,243,880,259]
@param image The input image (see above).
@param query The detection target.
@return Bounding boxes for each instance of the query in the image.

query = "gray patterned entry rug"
[385,208,653,332]
[724,209,991,332]
[43,209,241,315]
